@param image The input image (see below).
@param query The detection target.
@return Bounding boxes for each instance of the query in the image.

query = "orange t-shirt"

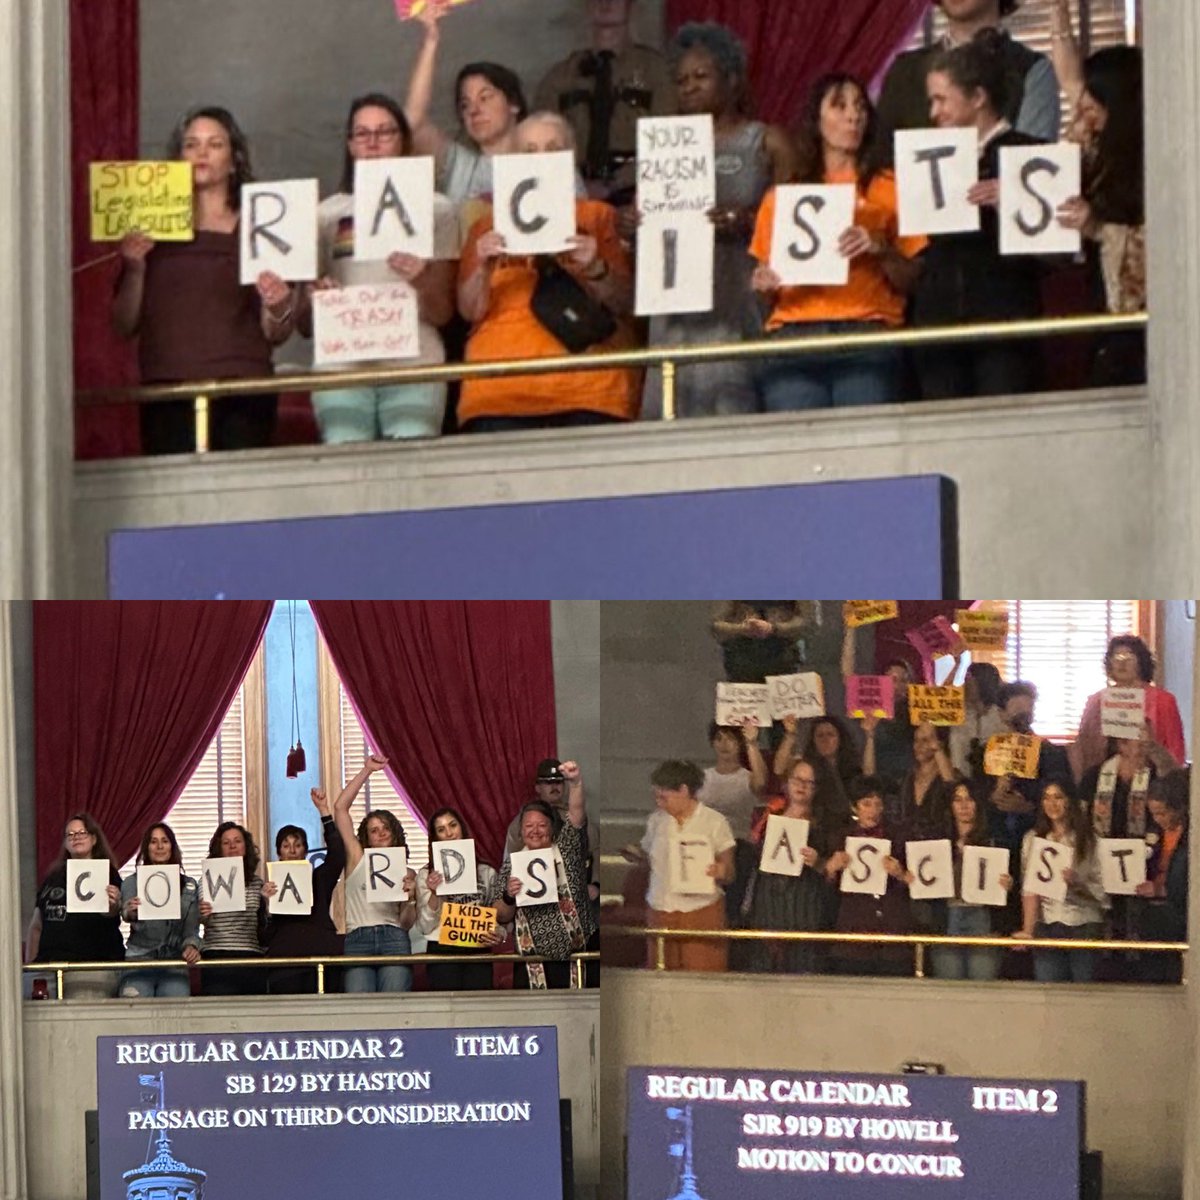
[457,199,639,426]
[749,169,927,331]
[1155,825,1183,888]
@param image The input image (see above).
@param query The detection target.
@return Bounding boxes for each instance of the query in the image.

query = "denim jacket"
[120,872,202,960]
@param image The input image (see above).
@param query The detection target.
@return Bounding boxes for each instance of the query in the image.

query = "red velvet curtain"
[34,602,272,877]
[665,0,930,126]
[70,0,141,460]
[310,602,557,868]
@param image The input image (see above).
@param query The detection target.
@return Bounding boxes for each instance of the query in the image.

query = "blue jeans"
[313,383,446,443]
[343,925,413,993]
[758,321,900,411]
[118,967,191,998]
[1033,921,1103,983]
[931,906,1001,981]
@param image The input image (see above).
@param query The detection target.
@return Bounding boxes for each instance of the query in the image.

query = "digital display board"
[107,476,958,598]
[627,1067,1084,1199]
[97,1027,562,1199]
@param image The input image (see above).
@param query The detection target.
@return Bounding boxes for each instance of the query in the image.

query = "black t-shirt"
[35,864,125,962]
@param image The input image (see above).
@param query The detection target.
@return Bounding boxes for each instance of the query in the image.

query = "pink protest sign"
[846,675,894,720]
[906,615,962,659]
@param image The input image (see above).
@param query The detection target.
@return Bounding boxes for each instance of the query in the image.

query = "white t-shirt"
[313,190,460,372]
[642,803,735,914]
[1020,829,1110,927]
[698,766,757,842]
[343,854,406,933]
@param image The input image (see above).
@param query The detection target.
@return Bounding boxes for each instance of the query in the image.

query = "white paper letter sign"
[268,860,314,915]
[137,864,181,921]
[510,847,560,907]
[769,184,856,286]
[240,179,318,283]
[1100,687,1147,740]
[1023,838,1074,902]
[201,858,246,914]
[999,142,1081,256]
[667,834,717,897]
[961,845,1010,906]
[1099,838,1146,895]
[353,156,436,261]
[433,838,479,896]
[765,672,826,722]
[313,282,421,366]
[715,682,771,728]
[895,128,980,236]
[493,151,575,254]
[636,213,714,316]
[67,859,112,914]
[760,815,810,878]
[905,839,955,900]
[365,847,409,902]
[841,837,891,896]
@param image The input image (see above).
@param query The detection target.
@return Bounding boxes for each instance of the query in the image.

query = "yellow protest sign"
[956,610,1009,652]
[984,733,1042,780]
[843,601,899,628]
[396,0,476,17]
[438,901,498,948]
[908,684,966,726]
[90,161,194,242]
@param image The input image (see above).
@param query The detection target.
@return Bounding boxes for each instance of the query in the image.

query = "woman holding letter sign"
[118,822,201,998]
[25,813,123,1000]
[910,35,1045,401]
[930,779,1012,981]
[198,822,275,996]
[750,74,925,411]
[303,93,457,443]
[643,22,795,418]
[332,755,419,994]
[1015,779,1108,982]
[456,112,638,431]
[496,760,595,988]
[416,806,502,991]
[111,106,294,454]
[1133,772,1188,983]
[743,758,838,975]
[825,776,914,976]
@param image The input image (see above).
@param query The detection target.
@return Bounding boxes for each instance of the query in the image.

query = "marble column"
[0,606,29,1200]
[1146,3,1200,594]
[0,0,72,598]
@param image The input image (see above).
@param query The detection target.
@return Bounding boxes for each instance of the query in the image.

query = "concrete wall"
[23,992,599,1200]
[602,969,1182,1200]
[72,388,1151,599]
[139,0,666,190]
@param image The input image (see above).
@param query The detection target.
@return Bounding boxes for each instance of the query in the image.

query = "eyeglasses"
[351,125,401,144]
[65,831,92,840]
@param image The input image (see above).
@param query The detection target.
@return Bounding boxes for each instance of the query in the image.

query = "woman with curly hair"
[331,755,419,993]
[751,73,924,410]
[198,820,276,996]
[1069,634,1185,781]
[642,21,796,419]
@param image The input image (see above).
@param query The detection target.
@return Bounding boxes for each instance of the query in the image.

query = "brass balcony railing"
[22,949,599,998]
[76,312,1148,452]
[604,924,1185,980]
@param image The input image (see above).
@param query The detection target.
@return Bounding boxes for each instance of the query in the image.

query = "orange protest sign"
[438,901,497,948]
[396,0,476,16]
[843,601,898,628]
[956,610,1009,652]
[908,685,966,726]
[984,733,1042,780]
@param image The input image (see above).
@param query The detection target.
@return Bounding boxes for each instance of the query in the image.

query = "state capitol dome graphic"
[123,1130,207,1200]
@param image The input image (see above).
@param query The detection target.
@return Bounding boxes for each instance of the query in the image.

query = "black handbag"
[529,256,617,353]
